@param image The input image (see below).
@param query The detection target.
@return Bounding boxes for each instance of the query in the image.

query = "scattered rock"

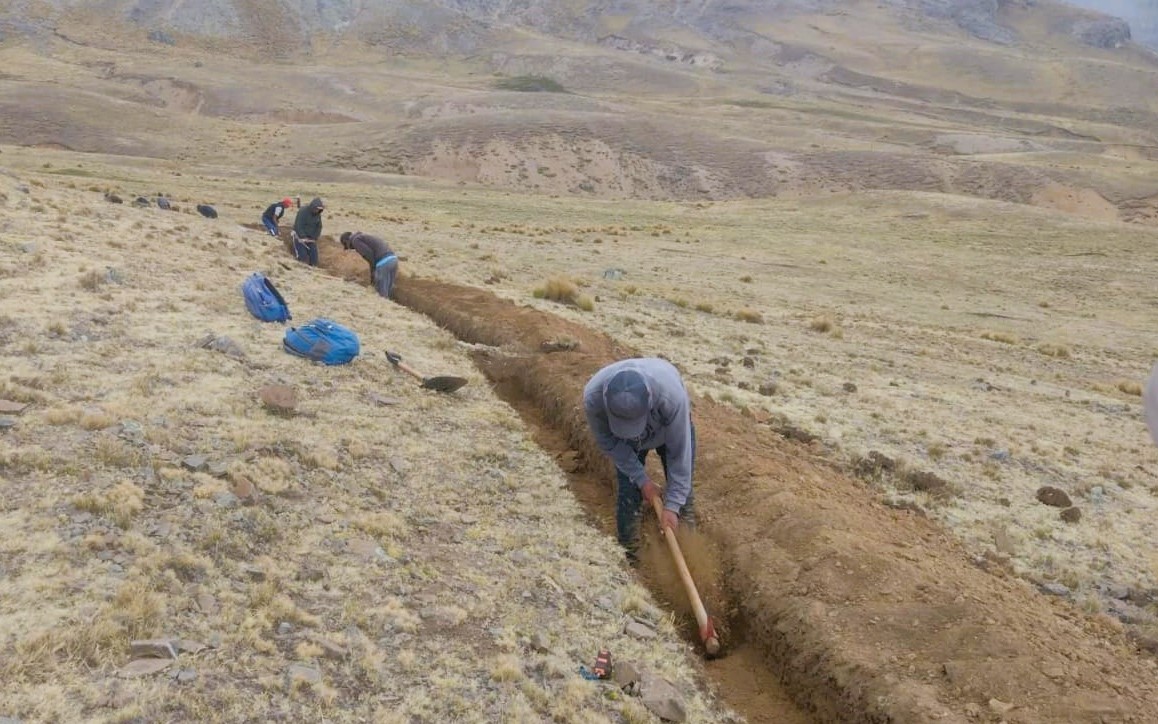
[196,204,218,219]
[104,193,123,204]
[641,672,687,722]
[842,382,857,393]
[195,592,218,614]
[855,450,896,477]
[132,196,150,208]
[148,29,175,45]
[988,698,1015,715]
[231,476,259,505]
[1042,664,1066,680]
[0,399,28,415]
[368,393,402,406]
[988,449,1010,462]
[602,268,626,280]
[129,638,177,660]
[118,658,174,678]
[624,620,657,640]
[529,632,550,653]
[173,668,197,683]
[757,381,778,396]
[1060,507,1082,524]
[176,639,206,655]
[311,636,348,660]
[614,661,641,690]
[296,564,326,583]
[992,528,1017,555]
[1036,486,1072,508]
[742,356,755,368]
[242,564,266,582]
[18,242,36,254]
[157,196,172,210]
[541,339,580,353]
[214,492,240,508]
[906,470,950,495]
[1040,582,1070,597]
[286,663,321,686]
[277,622,293,636]
[197,334,245,359]
[182,455,207,472]
[0,418,15,430]
[207,461,229,478]
[259,385,297,415]
[1071,17,1130,49]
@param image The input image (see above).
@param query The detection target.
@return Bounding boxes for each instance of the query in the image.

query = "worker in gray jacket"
[583,357,696,565]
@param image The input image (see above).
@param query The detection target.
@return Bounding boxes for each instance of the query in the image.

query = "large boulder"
[1071,17,1131,48]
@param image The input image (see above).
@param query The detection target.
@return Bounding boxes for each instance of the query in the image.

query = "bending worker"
[340,231,399,299]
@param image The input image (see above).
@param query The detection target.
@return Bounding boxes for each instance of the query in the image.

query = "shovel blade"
[422,376,468,394]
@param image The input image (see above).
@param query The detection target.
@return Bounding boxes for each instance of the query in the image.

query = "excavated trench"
[304,234,1158,723]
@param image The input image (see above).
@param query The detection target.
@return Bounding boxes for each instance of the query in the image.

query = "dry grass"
[0,171,725,723]
[1036,342,1071,358]
[980,330,1021,345]
[533,276,594,311]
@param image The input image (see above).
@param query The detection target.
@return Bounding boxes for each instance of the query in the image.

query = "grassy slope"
[0,163,733,723]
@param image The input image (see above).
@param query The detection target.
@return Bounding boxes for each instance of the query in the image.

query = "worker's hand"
[641,479,661,506]
[660,509,679,532]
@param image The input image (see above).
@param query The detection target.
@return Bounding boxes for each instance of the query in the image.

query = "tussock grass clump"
[494,75,567,93]
[980,330,1020,345]
[1117,380,1143,396]
[809,314,835,333]
[1037,342,1071,358]
[73,480,145,528]
[532,276,595,311]
[735,308,764,324]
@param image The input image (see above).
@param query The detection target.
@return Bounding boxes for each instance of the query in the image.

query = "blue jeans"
[262,217,279,236]
[293,236,318,266]
[373,255,398,299]
[615,423,696,562]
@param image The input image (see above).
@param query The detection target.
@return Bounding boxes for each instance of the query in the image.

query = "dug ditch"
[310,236,1158,722]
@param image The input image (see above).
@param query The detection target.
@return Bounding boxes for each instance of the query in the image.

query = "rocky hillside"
[0,0,1146,55]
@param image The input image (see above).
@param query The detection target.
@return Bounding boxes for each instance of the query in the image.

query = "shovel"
[385,351,468,394]
[649,494,721,657]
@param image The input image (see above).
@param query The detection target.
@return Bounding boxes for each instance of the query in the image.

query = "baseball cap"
[603,368,651,440]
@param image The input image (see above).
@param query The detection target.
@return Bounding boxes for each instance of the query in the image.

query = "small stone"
[242,564,266,582]
[1042,665,1066,680]
[389,457,409,475]
[758,381,778,397]
[624,620,657,640]
[1035,486,1072,508]
[596,596,615,611]
[1041,582,1070,597]
[182,455,208,472]
[259,385,297,415]
[641,672,687,722]
[613,661,641,689]
[207,632,223,648]
[1060,507,1082,524]
[989,449,1010,462]
[992,528,1017,556]
[842,382,857,393]
[175,668,197,683]
[19,243,37,254]
[118,658,174,678]
[277,622,294,636]
[286,664,321,686]
[207,461,229,478]
[529,632,550,653]
[0,399,29,414]
[231,476,259,505]
[742,357,755,368]
[176,640,206,654]
[312,637,347,660]
[130,638,177,659]
[988,698,1015,715]
[0,418,16,430]
[369,394,403,406]
[296,565,326,583]
[214,492,240,508]
[196,593,218,614]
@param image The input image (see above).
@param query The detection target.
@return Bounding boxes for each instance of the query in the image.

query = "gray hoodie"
[583,358,693,513]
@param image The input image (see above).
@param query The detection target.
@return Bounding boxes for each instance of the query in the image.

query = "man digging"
[583,358,696,566]
[340,231,399,299]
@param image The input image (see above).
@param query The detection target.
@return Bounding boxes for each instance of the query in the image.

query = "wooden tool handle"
[385,351,425,383]
[650,496,720,655]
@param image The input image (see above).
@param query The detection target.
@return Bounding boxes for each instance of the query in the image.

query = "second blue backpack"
[283,318,360,365]
[242,272,291,323]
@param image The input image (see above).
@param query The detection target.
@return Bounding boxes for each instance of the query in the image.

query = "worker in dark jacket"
[292,197,324,266]
[261,197,293,236]
[340,231,399,299]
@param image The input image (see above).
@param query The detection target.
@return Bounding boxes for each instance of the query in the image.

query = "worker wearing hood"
[292,197,325,266]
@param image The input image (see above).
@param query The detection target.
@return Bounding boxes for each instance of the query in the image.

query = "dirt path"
[307,237,1158,721]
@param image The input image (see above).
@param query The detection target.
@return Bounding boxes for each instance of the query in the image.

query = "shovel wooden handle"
[650,495,720,656]
[385,351,424,382]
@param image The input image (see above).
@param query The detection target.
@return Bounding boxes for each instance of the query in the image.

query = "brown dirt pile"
[390,275,1158,723]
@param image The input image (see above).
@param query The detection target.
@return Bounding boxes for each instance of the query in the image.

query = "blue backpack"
[242,273,291,323]
[283,318,360,365]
